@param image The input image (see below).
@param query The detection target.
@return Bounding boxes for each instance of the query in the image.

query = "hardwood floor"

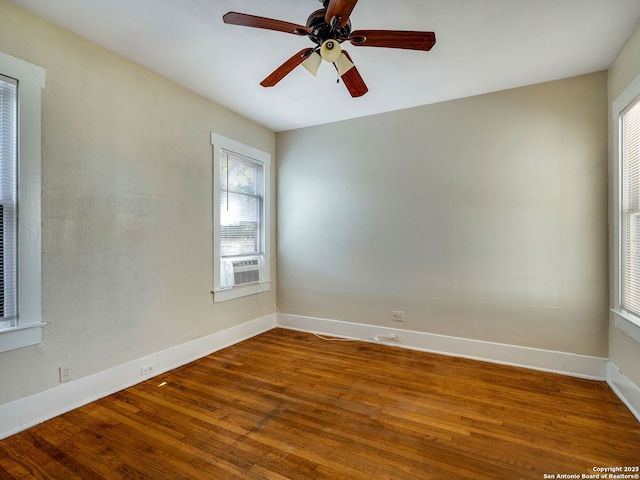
[1,328,639,479]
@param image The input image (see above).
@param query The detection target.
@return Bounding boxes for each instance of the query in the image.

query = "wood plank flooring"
[1,328,639,479]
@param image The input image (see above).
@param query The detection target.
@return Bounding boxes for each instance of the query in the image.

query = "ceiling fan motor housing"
[306,8,351,45]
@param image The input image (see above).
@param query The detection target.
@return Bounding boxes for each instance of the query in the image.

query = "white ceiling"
[9,0,640,132]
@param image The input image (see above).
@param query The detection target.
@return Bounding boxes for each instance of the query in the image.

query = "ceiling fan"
[223,0,436,97]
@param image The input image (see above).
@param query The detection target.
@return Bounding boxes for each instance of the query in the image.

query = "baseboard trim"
[0,314,277,440]
[5,313,631,441]
[277,314,608,380]
[607,362,640,423]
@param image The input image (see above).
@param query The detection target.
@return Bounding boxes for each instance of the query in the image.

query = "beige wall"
[0,0,276,405]
[0,0,621,409]
[608,21,640,387]
[277,72,609,357]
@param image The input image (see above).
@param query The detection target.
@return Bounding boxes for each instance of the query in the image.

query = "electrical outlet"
[392,310,405,322]
[59,366,71,383]
[141,365,153,376]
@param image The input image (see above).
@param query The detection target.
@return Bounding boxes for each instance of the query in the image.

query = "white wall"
[0,0,276,406]
[277,72,608,357]
[608,21,640,388]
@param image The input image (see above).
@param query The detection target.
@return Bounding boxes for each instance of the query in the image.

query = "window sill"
[212,281,271,303]
[0,322,46,353]
[612,309,640,344]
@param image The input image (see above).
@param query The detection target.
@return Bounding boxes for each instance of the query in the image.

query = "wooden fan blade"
[348,30,436,51]
[339,51,368,98]
[261,49,315,87]
[325,0,359,29]
[223,12,311,36]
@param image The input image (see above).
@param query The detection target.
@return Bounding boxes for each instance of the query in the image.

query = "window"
[613,70,640,342]
[0,74,18,330]
[620,95,640,320]
[220,150,264,259]
[211,133,270,302]
[0,52,45,353]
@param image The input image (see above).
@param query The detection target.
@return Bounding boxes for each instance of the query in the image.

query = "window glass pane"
[0,74,17,324]
[219,149,264,257]
[621,97,640,317]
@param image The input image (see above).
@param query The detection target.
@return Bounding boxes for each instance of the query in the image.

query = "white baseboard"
[4,312,633,441]
[0,314,277,440]
[607,362,640,423]
[277,314,608,380]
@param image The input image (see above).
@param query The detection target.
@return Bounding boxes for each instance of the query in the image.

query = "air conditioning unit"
[221,257,261,289]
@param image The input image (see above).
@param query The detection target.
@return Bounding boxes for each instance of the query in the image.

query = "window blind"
[621,96,640,318]
[219,149,264,257]
[0,74,18,325]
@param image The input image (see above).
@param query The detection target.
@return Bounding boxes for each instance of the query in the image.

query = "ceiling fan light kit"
[223,0,436,97]
[320,39,342,62]
[336,53,355,76]
[301,51,323,76]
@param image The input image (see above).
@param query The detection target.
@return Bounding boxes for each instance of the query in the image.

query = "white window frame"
[211,133,271,303]
[0,52,45,353]
[612,70,640,344]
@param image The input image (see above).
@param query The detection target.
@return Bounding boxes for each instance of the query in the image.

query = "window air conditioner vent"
[233,258,260,285]
[221,257,261,288]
